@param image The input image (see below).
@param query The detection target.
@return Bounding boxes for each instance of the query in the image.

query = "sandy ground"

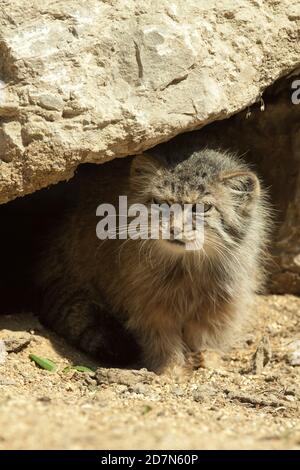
[0,294,299,450]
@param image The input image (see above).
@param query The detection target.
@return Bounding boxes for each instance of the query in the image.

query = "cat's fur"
[37,144,271,373]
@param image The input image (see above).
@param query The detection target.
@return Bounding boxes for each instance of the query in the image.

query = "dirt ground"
[0,295,299,450]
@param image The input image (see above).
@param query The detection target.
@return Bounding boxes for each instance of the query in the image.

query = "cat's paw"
[160,363,192,382]
[185,351,206,370]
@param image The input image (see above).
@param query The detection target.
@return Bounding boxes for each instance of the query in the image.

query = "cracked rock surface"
[1,0,300,203]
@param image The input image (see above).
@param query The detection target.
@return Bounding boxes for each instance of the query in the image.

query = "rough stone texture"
[1,0,300,204]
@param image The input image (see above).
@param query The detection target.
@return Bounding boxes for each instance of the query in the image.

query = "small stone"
[38,93,64,111]
[192,391,204,403]
[4,336,31,353]
[95,368,156,386]
[264,374,278,382]
[65,383,76,392]
[286,340,300,366]
[284,388,296,396]
[171,385,184,397]
[37,396,52,403]
[288,351,300,366]
[252,336,272,374]
[130,383,150,395]
[284,395,295,402]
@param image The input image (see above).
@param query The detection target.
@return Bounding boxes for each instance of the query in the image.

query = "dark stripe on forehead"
[214,207,246,243]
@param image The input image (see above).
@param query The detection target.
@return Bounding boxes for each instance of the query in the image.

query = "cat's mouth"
[163,238,188,252]
[163,235,204,252]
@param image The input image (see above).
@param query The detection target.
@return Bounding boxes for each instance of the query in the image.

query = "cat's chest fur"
[114,256,219,324]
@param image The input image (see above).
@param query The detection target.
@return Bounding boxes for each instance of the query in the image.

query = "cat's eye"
[192,203,212,214]
[203,203,212,213]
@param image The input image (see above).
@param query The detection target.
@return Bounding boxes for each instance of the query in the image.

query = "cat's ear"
[220,171,260,201]
[130,153,161,179]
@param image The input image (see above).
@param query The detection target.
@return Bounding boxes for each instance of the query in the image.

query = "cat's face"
[130,149,261,256]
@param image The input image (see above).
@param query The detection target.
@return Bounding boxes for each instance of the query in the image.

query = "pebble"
[286,340,300,366]
[65,383,76,392]
[130,383,150,395]
[3,336,31,353]
[95,367,155,386]
[171,386,185,397]
[192,391,204,403]
[37,396,52,403]
[252,335,272,374]
[38,93,64,111]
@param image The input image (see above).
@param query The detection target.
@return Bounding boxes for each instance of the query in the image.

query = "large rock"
[1,0,300,203]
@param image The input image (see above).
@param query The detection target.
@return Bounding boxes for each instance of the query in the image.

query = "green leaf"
[29,354,57,372]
